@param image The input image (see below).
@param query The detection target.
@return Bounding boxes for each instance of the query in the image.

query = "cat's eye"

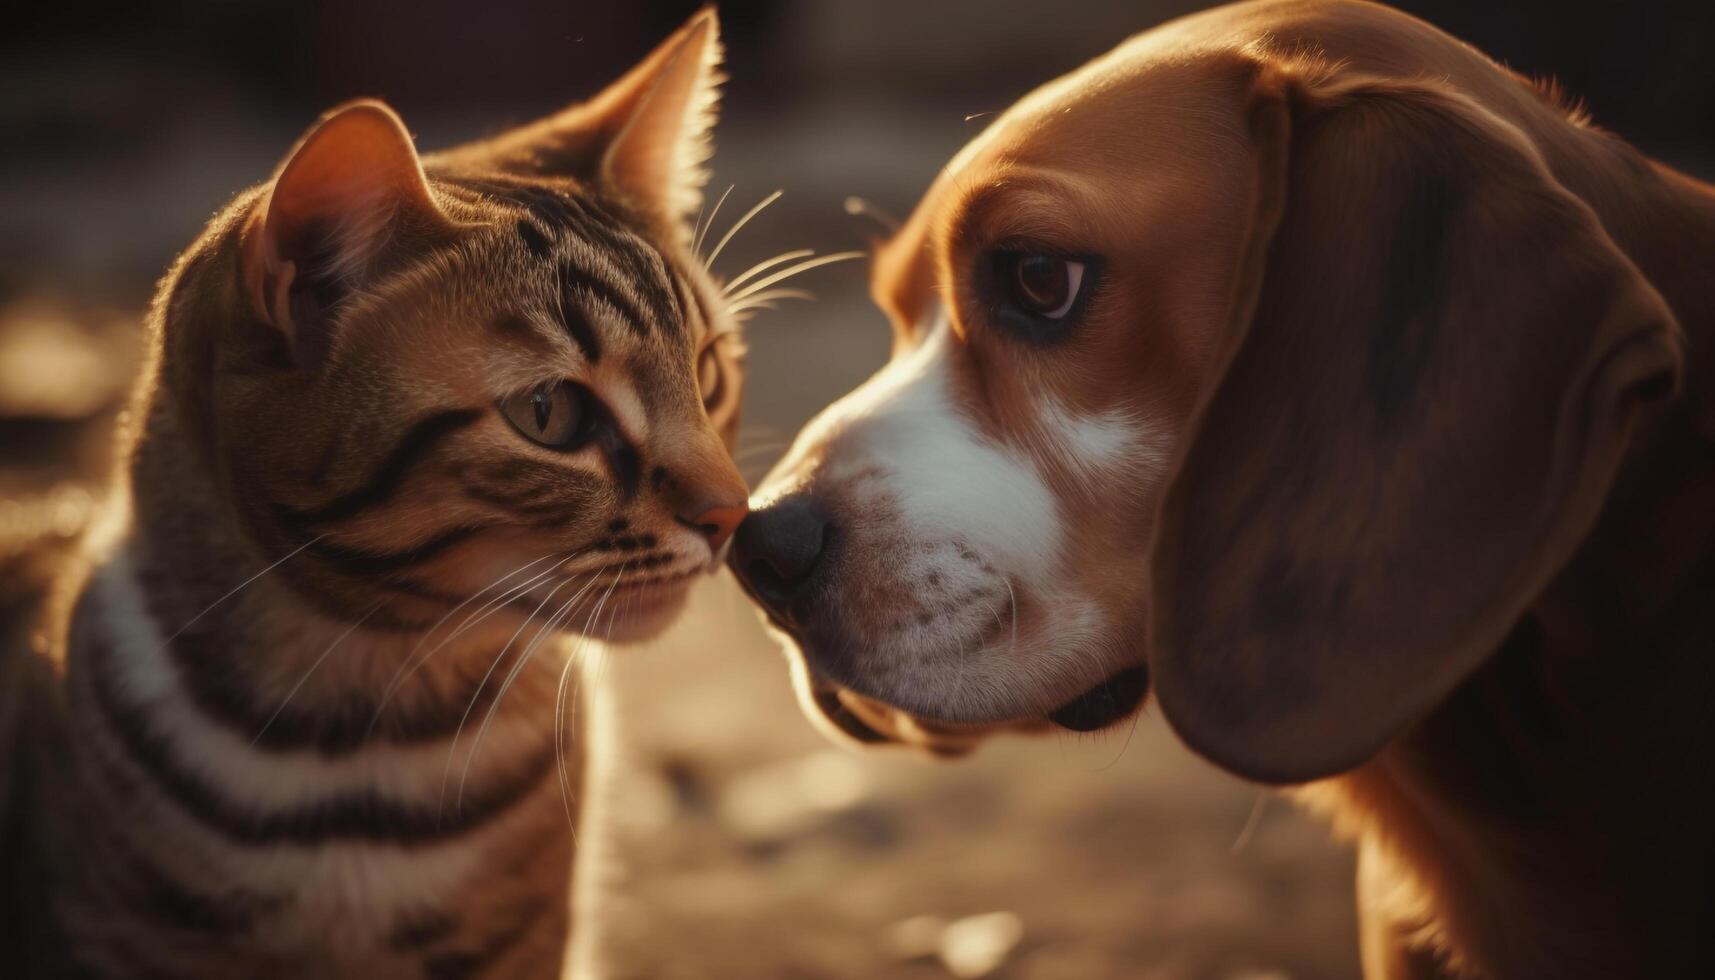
[1003,254,1086,320]
[500,380,597,449]
[697,345,725,412]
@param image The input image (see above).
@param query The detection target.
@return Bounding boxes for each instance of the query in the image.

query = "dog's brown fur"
[748,2,1714,975]
[1147,7,1714,975]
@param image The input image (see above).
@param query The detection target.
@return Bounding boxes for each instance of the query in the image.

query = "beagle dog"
[730,1,1714,976]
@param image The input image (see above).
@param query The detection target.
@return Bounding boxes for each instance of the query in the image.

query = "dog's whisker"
[723,248,813,297]
[843,195,902,234]
[1230,791,1271,855]
[705,189,782,269]
[735,441,790,462]
[726,253,863,305]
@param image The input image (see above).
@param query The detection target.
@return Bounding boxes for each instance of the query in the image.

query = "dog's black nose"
[730,495,830,609]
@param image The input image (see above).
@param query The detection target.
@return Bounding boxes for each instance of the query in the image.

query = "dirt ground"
[585,574,1360,980]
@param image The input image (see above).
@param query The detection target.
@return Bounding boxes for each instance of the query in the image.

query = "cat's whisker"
[435,553,580,650]
[726,252,864,305]
[580,566,626,645]
[722,248,813,297]
[555,560,629,828]
[693,183,735,260]
[162,534,325,646]
[371,553,562,700]
[553,638,585,831]
[439,577,574,822]
[253,602,383,745]
[732,307,773,323]
[365,554,572,739]
[464,567,602,763]
[604,576,632,641]
[728,288,817,318]
[457,573,598,811]
[691,199,707,257]
[704,189,782,269]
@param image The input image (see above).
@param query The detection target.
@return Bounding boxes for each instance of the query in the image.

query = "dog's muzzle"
[733,495,1151,748]
[728,492,830,628]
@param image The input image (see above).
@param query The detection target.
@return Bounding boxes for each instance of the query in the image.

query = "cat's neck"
[104,399,576,780]
[42,402,582,976]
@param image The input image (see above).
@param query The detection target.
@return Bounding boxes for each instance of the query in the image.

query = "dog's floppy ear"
[1148,68,1682,784]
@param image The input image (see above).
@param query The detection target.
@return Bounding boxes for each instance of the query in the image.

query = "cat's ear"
[243,100,451,365]
[444,9,723,243]
[599,9,723,236]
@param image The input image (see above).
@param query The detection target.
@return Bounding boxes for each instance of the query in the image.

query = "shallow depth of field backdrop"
[3,2,1711,978]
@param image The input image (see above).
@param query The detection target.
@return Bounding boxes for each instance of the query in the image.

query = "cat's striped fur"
[13,11,750,977]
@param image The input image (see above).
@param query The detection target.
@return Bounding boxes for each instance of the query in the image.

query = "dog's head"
[733,10,1681,779]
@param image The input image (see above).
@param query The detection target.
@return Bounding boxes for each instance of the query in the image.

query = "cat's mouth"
[608,566,702,600]
[587,564,707,642]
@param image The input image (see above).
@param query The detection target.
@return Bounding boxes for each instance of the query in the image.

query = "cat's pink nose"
[686,503,747,550]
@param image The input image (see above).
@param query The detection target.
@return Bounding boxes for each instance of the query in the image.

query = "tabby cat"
[14,11,749,978]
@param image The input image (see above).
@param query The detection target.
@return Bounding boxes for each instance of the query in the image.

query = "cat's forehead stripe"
[524,185,682,338]
[515,217,554,260]
[557,259,647,352]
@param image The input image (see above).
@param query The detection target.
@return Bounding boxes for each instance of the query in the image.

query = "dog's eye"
[500,380,598,449]
[1005,254,1086,320]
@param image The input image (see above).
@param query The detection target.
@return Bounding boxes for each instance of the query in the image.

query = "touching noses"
[679,500,747,550]
[728,494,831,613]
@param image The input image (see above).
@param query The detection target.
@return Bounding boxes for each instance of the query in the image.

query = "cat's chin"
[590,582,695,645]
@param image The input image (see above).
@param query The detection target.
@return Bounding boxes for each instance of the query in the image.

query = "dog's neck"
[1320,154,1715,979]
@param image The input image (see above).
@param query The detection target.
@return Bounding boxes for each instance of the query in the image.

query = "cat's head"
[155,10,745,641]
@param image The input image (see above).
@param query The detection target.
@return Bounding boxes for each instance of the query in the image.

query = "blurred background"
[3,2,1711,978]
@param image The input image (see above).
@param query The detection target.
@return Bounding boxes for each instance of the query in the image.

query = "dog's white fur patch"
[1030,396,1164,485]
[776,313,1062,593]
[754,308,1170,720]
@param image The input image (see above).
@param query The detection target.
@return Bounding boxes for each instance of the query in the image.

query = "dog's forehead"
[873,46,1255,336]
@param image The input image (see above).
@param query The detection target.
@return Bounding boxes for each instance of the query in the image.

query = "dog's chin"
[789,652,1150,756]
[793,668,1020,757]
[1043,665,1152,732]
